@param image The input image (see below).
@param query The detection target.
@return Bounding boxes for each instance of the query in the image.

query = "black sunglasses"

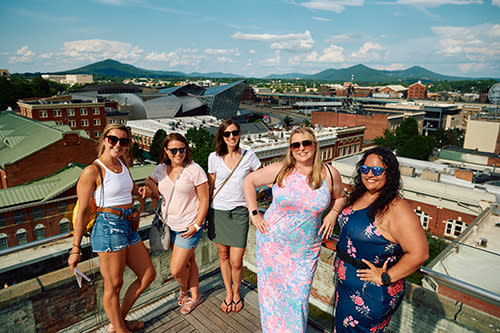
[223,130,240,138]
[360,165,386,176]
[166,147,186,155]
[290,140,314,150]
[106,135,130,146]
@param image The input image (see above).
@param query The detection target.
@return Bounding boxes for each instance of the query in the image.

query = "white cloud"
[391,0,482,7]
[95,0,124,5]
[260,51,281,66]
[145,49,203,67]
[433,24,500,62]
[249,49,256,54]
[61,39,143,62]
[458,62,487,72]
[205,48,240,56]
[9,46,35,64]
[232,31,314,51]
[289,44,345,64]
[493,0,500,7]
[352,42,385,60]
[327,33,362,43]
[216,56,234,63]
[297,0,364,13]
[312,16,332,21]
[39,52,53,59]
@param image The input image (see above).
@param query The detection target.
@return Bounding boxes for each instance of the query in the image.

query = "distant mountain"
[188,72,244,79]
[264,73,311,80]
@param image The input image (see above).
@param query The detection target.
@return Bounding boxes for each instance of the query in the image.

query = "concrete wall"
[464,119,500,154]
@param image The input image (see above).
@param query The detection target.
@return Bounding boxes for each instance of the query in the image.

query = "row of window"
[0,202,67,225]
[337,143,360,157]
[38,108,100,118]
[0,219,70,249]
[414,208,467,238]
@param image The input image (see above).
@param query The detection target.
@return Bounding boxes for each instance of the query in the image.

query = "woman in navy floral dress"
[333,148,428,332]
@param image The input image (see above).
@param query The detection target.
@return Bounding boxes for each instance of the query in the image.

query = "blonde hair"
[97,124,132,166]
[276,127,323,190]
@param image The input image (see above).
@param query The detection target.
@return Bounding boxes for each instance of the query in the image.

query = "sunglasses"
[166,147,186,155]
[106,135,130,146]
[360,165,386,176]
[290,140,314,150]
[223,130,240,138]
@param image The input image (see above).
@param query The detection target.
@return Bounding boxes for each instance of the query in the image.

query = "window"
[55,121,63,126]
[444,219,467,238]
[60,218,70,234]
[39,110,48,118]
[93,108,100,115]
[0,214,4,227]
[14,210,24,224]
[110,119,116,124]
[35,224,45,240]
[93,118,101,126]
[95,131,101,138]
[414,209,430,229]
[54,109,62,117]
[0,233,8,249]
[82,119,89,127]
[67,109,75,116]
[120,119,126,125]
[69,120,76,127]
[80,108,88,115]
[16,229,27,245]
[32,207,42,220]
[57,201,66,213]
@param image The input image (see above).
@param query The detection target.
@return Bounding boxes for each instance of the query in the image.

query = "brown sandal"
[126,320,144,332]
[181,297,203,315]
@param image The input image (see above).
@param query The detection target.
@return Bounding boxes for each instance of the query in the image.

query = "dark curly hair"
[348,147,401,220]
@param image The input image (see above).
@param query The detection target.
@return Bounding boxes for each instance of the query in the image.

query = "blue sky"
[1,0,500,78]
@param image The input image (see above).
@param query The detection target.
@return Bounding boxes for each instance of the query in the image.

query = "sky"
[1,0,500,79]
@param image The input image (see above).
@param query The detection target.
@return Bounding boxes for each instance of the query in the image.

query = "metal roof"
[0,111,91,168]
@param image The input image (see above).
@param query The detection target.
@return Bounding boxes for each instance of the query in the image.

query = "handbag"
[149,202,170,251]
[149,167,184,251]
[72,162,103,236]
[206,151,246,227]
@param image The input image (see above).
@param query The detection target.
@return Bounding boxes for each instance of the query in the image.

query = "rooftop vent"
[477,238,488,247]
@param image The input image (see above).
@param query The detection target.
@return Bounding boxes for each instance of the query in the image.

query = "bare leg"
[216,243,233,310]
[230,246,246,311]
[170,245,197,299]
[120,241,156,318]
[187,254,200,300]
[98,250,129,333]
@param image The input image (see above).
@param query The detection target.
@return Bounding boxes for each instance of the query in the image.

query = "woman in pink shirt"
[146,133,209,315]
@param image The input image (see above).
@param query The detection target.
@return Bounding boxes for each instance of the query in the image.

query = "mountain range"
[53,59,487,83]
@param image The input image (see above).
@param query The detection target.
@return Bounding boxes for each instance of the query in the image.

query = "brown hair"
[97,124,132,166]
[276,127,323,189]
[160,132,192,166]
[215,119,241,156]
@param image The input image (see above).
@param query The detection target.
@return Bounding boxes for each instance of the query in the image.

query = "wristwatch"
[192,223,201,232]
[251,209,259,216]
[381,272,392,286]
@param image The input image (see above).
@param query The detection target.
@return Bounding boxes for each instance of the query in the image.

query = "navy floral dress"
[333,206,405,332]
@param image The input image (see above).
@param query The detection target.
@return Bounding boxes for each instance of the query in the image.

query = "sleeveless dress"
[257,169,331,332]
[334,206,405,332]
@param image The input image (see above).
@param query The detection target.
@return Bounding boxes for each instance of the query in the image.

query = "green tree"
[434,128,465,148]
[398,135,436,160]
[283,115,293,128]
[374,129,397,150]
[185,126,215,172]
[302,118,312,127]
[31,77,51,97]
[132,142,143,163]
[150,129,167,163]
[395,117,419,147]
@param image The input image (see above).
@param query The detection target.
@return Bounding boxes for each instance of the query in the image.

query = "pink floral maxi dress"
[333,206,405,332]
[257,169,331,332]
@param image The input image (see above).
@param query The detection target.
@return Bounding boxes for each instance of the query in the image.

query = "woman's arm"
[68,165,99,271]
[318,165,347,240]
[243,162,283,234]
[144,176,160,200]
[208,173,216,199]
[358,198,429,285]
[182,181,209,238]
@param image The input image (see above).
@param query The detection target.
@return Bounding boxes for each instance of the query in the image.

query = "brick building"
[408,81,426,100]
[0,111,97,188]
[312,110,404,141]
[17,96,118,140]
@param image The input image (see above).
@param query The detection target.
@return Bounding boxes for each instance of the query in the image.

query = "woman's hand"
[138,185,152,199]
[67,246,81,272]
[357,260,389,286]
[180,225,198,239]
[251,213,269,234]
[318,213,336,240]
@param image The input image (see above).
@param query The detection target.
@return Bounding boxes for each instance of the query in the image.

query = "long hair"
[276,127,323,190]
[215,119,241,156]
[97,124,132,166]
[348,147,401,219]
[160,132,192,166]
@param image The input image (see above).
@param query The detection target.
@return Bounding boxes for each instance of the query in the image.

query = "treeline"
[426,79,497,93]
[0,76,67,111]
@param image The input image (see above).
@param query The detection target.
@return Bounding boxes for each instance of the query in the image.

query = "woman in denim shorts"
[146,133,209,315]
[69,124,156,333]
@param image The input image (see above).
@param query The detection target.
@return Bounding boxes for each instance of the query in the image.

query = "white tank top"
[93,159,133,207]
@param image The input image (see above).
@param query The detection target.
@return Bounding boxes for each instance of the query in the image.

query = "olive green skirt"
[207,206,249,248]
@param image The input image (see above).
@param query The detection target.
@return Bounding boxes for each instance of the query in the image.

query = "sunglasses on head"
[360,165,386,176]
[166,147,186,155]
[223,130,240,138]
[290,140,314,150]
[106,135,130,146]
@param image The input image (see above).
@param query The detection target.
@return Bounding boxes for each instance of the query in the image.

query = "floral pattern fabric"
[334,206,405,332]
[257,169,331,332]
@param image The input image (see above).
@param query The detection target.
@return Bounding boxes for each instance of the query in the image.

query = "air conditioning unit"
[477,238,488,247]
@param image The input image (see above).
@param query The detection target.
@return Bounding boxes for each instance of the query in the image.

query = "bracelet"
[73,244,81,249]
[68,250,81,255]
[331,208,340,215]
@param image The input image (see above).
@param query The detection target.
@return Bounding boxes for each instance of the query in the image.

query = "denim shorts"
[91,209,142,252]
[170,227,203,249]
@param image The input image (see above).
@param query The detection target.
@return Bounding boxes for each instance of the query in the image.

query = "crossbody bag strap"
[92,161,104,212]
[323,163,334,191]
[163,166,184,220]
[213,150,247,200]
